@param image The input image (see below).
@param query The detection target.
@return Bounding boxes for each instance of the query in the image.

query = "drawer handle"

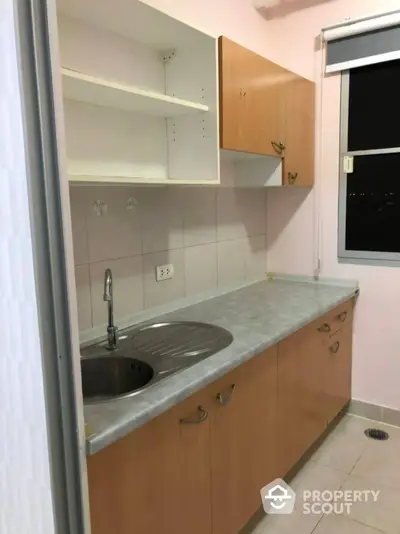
[216,384,236,406]
[180,406,208,425]
[288,172,298,185]
[317,323,331,333]
[337,311,347,322]
[271,141,285,155]
[330,341,340,354]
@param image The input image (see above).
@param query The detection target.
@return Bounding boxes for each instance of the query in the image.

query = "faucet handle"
[107,325,118,350]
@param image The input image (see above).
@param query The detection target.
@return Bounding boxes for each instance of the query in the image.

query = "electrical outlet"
[155,263,174,281]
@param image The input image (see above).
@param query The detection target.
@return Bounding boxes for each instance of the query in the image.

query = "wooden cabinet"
[219,36,315,187]
[219,37,286,157]
[87,300,354,533]
[277,300,354,477]
[209,347,278,534]
[87,387,212,534]
[87,347,277,534]
[283,75,315,187]
[277,323,326,476]
[324,325,353,423]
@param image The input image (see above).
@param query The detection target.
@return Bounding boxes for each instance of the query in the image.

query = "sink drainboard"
[130,321,233,359]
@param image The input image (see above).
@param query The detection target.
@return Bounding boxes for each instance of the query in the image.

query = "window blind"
[322,10,400,73]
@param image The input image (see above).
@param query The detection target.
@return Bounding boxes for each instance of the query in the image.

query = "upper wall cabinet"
[219,37,286,157]
[56,0,219,185]
[283,74,315,187]
[219,37,315,187]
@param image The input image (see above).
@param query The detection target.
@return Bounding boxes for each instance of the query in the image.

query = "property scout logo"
[261,478,380,516]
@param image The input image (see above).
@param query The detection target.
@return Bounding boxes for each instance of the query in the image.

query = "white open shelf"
[62,68,209,118]
[68,175,220,185]
[56,0,219,185]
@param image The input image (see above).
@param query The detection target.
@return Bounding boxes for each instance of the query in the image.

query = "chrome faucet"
[103,268,118,349]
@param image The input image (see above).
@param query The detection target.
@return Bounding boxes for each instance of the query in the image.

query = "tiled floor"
[252,415,400,534]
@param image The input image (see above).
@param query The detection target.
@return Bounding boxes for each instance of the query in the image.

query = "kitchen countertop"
[84,278,358,455]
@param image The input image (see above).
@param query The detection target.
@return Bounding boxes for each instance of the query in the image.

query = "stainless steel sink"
[81,321,233,403]
[81,355,154,402]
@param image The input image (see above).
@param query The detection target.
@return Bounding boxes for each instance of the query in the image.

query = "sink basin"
[81,355,154,403]
[81,321,233,404]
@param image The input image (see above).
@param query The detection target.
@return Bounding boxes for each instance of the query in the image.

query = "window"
[339,58,400,263]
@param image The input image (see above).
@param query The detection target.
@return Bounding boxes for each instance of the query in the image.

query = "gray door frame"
[13,0,89,532]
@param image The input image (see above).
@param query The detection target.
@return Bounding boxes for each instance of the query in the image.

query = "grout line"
[310,513,325,533]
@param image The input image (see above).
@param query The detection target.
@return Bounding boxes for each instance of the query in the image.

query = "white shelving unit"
[56,0,220,185]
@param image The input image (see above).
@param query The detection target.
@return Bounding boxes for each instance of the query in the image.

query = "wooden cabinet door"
[209,347,278,534]
[219,37,285,157]
[324,325,353,423]
[277,324,326,476]
[87,389,212,534]
[283,75,315,187]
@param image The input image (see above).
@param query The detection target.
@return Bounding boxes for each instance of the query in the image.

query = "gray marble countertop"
[84,278,358,455]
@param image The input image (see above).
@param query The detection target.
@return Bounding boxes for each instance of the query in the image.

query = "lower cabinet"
[324,325,353,423]
[87,387,212,534]
[277,300,354,477]
[87,299,354,534]
[209,347,278,534]
[277,323,326,476]
[87,346,278,534]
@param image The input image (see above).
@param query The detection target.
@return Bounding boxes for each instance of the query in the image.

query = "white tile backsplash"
[75,264,92,330]
[217,188,265,242]
[182,188,217,247]
[70,186,268,334]
[245,235,267,281]
[70,187,89,265]
[217,239,247,285]
[90,256,144,327]
[143,249,185,308]
[185,243,218,296]
[86,186,142,263]
[140,188,183,254]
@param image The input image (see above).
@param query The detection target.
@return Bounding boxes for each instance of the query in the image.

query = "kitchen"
[3,0,400,533]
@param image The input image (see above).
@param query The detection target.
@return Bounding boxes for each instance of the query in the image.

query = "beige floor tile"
[313,514,384,534]
[340,473,400,533]
[312,431,368,474]
[351,438,400,490]
[250,509,322,534]
[335,414,400,443]
[291,461,348,496]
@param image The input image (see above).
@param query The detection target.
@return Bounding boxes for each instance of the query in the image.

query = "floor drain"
[364,428,389,441]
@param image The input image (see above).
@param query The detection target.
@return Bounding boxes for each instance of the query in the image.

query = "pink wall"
[144,0,279,59]
[144,0,400,410]
[266,0,400,410]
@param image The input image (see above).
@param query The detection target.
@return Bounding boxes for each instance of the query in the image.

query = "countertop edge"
[86,287,358,456]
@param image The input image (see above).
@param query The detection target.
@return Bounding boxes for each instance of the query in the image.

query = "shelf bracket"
[159,49,176,63]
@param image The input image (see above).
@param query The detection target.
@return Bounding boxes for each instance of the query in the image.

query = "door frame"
[13,0,90,532]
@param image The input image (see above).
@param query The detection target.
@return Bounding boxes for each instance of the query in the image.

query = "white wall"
[0,0,56,532]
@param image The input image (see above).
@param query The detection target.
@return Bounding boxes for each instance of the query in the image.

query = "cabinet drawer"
[315,299,354,338]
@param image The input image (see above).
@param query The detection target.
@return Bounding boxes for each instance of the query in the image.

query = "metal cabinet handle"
[288,172,298,185]
[317,323,331,333]
[337,311,347,322]
[216,384,236,406]
[180,405,208,425]
[271,141,285,155]
[329,341,340,354]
